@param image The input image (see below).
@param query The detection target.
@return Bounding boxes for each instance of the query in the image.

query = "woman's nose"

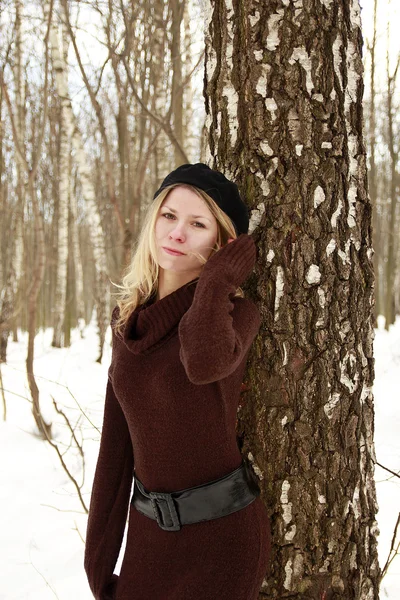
[169,222,187,239]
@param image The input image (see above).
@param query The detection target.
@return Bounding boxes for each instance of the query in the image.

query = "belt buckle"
[149,491,181,531]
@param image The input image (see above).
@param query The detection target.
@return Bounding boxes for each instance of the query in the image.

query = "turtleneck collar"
[119,277,198,355]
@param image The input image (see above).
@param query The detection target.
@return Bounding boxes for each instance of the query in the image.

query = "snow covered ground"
[0,314,399,599]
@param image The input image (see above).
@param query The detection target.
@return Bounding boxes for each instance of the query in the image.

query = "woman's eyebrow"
[162,205,211,222]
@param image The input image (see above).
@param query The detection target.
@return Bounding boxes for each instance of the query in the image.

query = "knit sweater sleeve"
[84,312,135,600]
[178,234,261,385]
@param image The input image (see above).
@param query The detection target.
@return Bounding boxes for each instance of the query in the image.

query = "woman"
[84,163,272,600]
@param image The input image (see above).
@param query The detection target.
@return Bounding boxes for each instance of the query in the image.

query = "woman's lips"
[162,247,185,256]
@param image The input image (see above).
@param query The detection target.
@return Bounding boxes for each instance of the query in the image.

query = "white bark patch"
[285,524,296,541]
[293,0,303,26]
[331,198,343,228]
[254,49,263,61]
[323,392,341,418]
[293,552,304,581]
[350,0,362,30]
[348,133,359,177]
[288,47,313,95]
[305,264,321,285]
[265,97,278,120]
[256,72,268,97]
[340,350,359,393]
[282,341,288,366]
[266,249,275,263]
[280,480,292,524]
[295,144,303,156]
[352,484,361,519]
[314,185,325,208]
[248,202,265,233]
[267,9,285,51]
[358,342,368,368]
[281,415,288,426]
[260,141,274,156]
[312,92,324,102]
[339,319,351,341]
[247,452,263,479]
[349,543,358,568]
[360,382,373,405]
[337,238,351,265]
[320,0,334,7]
[284,558,293,590]
[321,141,332,149]
[326,238,336,256]
[249,11,260,27]
[318,494,326,504]
[347,171,358,227]
[319,557,331,572]
[288,108,301,141]
[223,0,239,147]
[318,287,326,309]
[274,266,284,321]
[332,33,343,91]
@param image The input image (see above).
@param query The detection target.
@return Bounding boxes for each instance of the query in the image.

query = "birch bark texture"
[204,1,380,598]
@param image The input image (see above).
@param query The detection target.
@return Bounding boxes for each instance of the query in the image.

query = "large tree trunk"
[204,1,380,598]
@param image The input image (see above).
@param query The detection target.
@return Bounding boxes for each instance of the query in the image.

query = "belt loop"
[148,491,181,531]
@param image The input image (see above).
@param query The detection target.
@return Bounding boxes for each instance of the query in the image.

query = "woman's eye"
[162,213,205,228]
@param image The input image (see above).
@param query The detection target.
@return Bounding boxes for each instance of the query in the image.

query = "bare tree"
[46,0,110,361]
[383,29,400,331]
[1,0,53,438]
[366,0,380,326]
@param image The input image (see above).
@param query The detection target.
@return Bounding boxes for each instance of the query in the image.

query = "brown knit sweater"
[84,233,265,600]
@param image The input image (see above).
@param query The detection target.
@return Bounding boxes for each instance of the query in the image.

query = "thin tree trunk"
[367,0,381,325]
[52,29,70,347]
[383,35,399,331]
[170,0,185,166]
[2,1,53,438]
[0,0,26,361]
[46,2,109,361]
[204,0,380,597]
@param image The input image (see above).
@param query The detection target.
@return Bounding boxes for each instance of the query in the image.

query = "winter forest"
[0,0,399,599]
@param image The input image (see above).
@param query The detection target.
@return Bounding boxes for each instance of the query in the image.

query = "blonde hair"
[111,183,244,338]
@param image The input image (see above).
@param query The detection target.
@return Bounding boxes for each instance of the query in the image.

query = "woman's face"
[154,186,219,275]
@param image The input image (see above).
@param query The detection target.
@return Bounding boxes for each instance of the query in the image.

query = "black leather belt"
[130,458,260,531]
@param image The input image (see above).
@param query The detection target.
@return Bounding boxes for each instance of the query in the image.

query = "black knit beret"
[152,162,249,236]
